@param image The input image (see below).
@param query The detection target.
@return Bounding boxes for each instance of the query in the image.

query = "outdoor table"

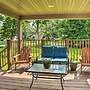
[26,64,68,90]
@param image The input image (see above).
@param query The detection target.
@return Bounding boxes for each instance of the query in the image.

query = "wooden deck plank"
[0,66,90,90]
[0,75,90,90]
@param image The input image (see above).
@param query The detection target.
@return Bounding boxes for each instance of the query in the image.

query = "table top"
[26,64,68,75]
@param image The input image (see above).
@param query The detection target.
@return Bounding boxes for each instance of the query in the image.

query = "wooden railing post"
[7,39,11,70]
[89,40,90,49]
[41,39,45,46]
[65,39,69,47]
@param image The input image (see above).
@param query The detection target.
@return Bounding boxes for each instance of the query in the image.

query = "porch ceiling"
[0,0,90,20]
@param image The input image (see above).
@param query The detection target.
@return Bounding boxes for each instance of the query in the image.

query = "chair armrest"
[13,54,20,58]
[13,54,20,61]
[29,55,32,59]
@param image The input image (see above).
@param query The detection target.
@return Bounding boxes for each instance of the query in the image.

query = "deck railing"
[0,47,7,70]
[1,39,90,70]
[10,39,90,65]
[21,39,67,61]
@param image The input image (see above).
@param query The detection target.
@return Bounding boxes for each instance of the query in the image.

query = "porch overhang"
[0,0,90,20]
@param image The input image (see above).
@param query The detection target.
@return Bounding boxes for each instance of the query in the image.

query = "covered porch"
[0,0,90,69]
[0,0,90,90]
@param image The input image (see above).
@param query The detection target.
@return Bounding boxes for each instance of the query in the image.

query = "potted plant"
[70,59,78,71]
[42,58,52,69]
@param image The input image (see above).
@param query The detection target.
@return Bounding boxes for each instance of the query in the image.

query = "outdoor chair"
[53,46,69,70]
[36,46,54,62]
[13,46,32,70]
[80,48,90,73]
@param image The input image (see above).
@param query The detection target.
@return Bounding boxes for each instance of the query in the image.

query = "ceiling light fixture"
[48,4,54,8]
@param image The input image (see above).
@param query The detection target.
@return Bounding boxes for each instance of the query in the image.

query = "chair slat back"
[19,46,30,61]
[82,48,90,63]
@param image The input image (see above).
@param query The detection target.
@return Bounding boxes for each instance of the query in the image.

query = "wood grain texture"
[0,71,90,90]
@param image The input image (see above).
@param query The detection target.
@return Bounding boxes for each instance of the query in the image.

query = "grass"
[2,64,8,70]
[0,40,6,45]
[69,47,81,60]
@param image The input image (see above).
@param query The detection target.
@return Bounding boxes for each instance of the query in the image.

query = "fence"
[0,47,7,70]
[10,39,90,65]
[0,39,90,70]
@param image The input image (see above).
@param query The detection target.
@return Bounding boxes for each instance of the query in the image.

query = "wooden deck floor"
[0,65,90,90]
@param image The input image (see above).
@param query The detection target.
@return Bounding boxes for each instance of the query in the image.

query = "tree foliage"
[0,15,17,39]
[0,13,90,40]
[60,20,89,39]
[21,19,90,40]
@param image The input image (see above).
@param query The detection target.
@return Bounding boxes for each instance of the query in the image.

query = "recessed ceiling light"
[48,4,54,8]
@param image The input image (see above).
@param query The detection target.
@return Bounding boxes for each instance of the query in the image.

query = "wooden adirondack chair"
[80,48,90,73]
[13,46,32,70]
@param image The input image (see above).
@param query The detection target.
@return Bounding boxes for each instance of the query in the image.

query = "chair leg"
[29,62,30,68]
[15,63,16,70]
[81,65,82,74]
[68,64,69,72]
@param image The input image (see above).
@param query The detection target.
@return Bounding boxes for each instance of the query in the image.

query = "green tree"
[1,16,17,39]
[59,20,90,39]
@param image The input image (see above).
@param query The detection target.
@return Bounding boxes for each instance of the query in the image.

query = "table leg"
[60,75,64,90]
[35,73,38,80]
[30,73,34,88]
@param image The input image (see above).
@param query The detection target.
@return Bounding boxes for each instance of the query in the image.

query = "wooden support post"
[7,40,11,70]
[17,16,22,54]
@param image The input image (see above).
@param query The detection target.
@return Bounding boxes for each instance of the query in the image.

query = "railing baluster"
[1,39,90,70]
[0,47,7,70]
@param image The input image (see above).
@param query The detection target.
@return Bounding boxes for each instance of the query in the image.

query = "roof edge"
[21,13,90,20]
